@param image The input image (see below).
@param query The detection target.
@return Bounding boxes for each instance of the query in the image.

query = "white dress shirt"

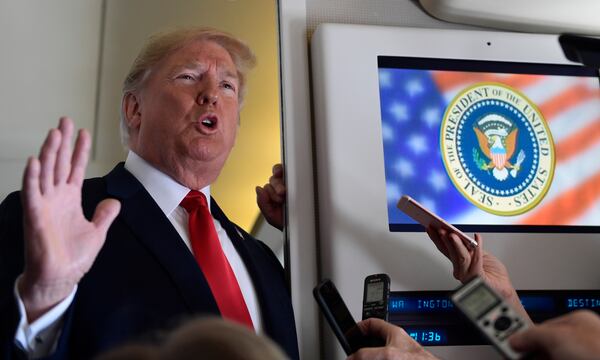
[14,151,262,358]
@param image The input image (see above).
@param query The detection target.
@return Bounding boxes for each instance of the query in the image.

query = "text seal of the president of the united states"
[440,82,555,216]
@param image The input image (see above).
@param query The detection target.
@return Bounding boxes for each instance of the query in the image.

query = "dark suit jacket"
[0,163,299,360]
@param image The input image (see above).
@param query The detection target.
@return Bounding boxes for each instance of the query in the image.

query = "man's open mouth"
[198,114,218,129]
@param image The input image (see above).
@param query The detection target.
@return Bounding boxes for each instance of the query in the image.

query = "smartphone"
[451,276,531,360]
[313,279,386,355]
[362,274,390,321]
[397,195,478,248]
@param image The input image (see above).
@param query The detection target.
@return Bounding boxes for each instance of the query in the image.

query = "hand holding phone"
[313,279,386,355]
[397,195,478,248]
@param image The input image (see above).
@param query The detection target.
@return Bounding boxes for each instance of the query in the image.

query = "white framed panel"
[311,23,600,359]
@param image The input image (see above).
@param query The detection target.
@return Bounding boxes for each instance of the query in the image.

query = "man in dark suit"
[0,27,298,359]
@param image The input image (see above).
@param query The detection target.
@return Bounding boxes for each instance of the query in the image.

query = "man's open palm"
[19,117,120,322]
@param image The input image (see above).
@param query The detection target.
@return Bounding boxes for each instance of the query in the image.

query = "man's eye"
[222,82,236,91]
[177,74,195,80]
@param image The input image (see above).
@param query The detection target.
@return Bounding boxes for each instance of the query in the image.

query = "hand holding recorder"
[348,318,438,360]
[509,310,600,360]
[452,276,531,360]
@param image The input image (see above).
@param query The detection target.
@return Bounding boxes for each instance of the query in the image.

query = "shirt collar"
[124,151,211,216]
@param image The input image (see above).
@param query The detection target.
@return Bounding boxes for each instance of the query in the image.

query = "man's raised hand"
[19,117,120,322]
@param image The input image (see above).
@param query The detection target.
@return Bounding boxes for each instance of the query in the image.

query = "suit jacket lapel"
[211,199,298,357]
[209,198,283,330]
[209,197,260,280]
[104,163,220,315]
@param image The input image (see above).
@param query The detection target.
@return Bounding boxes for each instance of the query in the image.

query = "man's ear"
[123,92,142,131]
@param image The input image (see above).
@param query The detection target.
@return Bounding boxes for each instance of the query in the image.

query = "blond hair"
[119,27,256,146]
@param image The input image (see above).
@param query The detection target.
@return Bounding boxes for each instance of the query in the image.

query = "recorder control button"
[494,316,512,331]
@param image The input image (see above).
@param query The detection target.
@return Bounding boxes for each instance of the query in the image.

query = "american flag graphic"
[379,62,600,228]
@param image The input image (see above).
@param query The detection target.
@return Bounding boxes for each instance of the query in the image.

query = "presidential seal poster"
[378,56,600,232]
[441,82,555,216]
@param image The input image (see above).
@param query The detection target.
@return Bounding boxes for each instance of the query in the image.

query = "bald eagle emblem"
[472,114,525,181]
[441,82,555,215]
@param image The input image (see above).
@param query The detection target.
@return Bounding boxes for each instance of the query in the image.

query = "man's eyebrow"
[171,62,203,72]
[219,68,239,81]
[169,63,238,79]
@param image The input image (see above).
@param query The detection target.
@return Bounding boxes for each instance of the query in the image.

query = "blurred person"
[160,317,288,360]
[0,27,297,360]
[97,317,288,360]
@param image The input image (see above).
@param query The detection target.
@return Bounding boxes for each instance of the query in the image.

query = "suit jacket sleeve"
[0,192,79,360]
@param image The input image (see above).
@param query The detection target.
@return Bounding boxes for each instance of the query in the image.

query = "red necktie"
[180,190,254,329]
